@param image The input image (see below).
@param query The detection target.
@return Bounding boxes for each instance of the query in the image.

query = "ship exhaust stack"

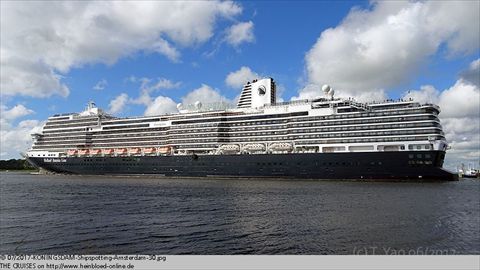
[237,78,276,109]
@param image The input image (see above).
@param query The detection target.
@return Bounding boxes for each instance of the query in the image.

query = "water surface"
[1,172,479,254]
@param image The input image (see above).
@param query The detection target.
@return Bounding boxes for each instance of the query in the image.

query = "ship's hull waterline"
[27,151,457,181]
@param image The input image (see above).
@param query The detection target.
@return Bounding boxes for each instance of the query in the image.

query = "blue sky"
[20,1,362,118]
[1,1,479,168]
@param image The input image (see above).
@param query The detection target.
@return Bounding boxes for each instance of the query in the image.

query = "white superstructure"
[26,78,448,160]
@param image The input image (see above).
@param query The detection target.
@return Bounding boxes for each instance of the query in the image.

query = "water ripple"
[1,173,479,254]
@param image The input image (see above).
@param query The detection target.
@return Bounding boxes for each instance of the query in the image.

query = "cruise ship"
[26,78,457,180]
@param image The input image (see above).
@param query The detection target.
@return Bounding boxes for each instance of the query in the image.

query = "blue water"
[0,172,479,254]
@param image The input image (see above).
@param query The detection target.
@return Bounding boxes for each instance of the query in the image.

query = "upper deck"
[27,78,447,158]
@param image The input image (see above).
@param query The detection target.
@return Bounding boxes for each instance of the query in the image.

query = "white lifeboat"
[243,143,265,151]
[67,149,78,156]
[219,144,240,151]
[269,142,293,151]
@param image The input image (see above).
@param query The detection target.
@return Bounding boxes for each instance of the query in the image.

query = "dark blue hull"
[27,151,457,181]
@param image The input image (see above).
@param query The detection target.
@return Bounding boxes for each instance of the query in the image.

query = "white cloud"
[132,79,230,115]
[291,84,321,100]
[92,79,108,91]
[438,80,480,119]
[144,96,178,116]
[0,119,44,159]
[119,76,184,116]
[1,1,242,98]
[442,115,480,170]
[182,84,230,105]
[129,77,182,109]
[225,66,259,89]
[150,39,181,62]
[138,77,182,94]
[114,76,183,116]
[225,21,255,46]
[0,104,43,159]
[0,104,34,122]
[300,1,480,98]
[459,59,480,87]
[108,93,129,114]
[0,55,69,98]
[403,85,440,104]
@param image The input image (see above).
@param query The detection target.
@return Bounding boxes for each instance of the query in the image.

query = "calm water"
[1,172,479,254]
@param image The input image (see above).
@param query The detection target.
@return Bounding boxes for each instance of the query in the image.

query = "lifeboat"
[67,149,78,156]
[243,143,265,151]
[220,144,240,151]
[143,147,157,154]
[90,149,101,155]
[78,149,89,156]
[158,146,172,154]
[269,142,293,151]
[102,149,114,155]
[129,148,141,155]
[115,148,128,155]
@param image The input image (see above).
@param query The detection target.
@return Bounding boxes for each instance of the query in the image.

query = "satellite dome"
[176,103,183,110]
[322,84,331,93]
[195,101,202,109]
[327,89,335,97]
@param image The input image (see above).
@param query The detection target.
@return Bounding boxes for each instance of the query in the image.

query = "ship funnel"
[237,78,276,109]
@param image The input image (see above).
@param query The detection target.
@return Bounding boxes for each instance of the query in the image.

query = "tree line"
[0,159,37,170]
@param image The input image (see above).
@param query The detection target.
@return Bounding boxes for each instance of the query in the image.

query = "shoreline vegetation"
[0,159,38,171]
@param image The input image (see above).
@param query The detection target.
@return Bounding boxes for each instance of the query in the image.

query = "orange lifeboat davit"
[115,148,127,155]
[102,149,114,155]
[129,148,141,155]
[78,149,89,156]
[158,146,172,154]
[143,147,156,155]
[90,149,101,155]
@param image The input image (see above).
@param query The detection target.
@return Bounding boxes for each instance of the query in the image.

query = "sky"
[1,0,479,170]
